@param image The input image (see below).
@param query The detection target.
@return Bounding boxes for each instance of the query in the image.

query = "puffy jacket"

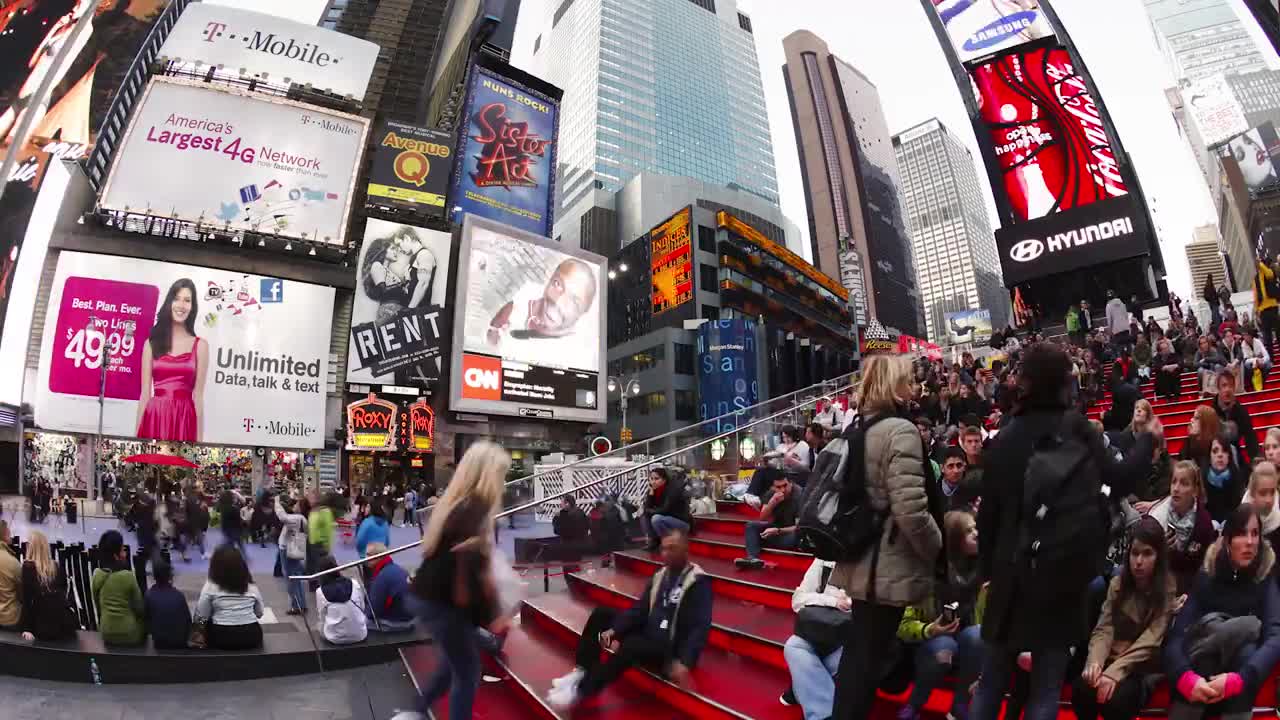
[898,583,988,643]
[829,415,942,607]
[355,515,390,558]
[316,576,368,645]
[1257,261,1279,313]
[1165,537,1280,694]
[367,557,414,625]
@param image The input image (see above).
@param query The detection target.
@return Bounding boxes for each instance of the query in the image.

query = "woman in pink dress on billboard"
[136,279,207,442]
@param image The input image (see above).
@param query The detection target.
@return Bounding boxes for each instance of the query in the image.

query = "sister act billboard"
[35,252,335,448]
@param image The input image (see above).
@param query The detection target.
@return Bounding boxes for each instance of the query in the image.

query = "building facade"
[1144,0,1269,82]
[1185,234,1229,293]
[782,30,923,337]
[320,0,451,122]
[530,0,780,250]
[893,119,1007,345]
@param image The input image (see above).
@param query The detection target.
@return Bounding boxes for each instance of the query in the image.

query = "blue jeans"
[280,549,306,611]
[969,645,1070,720]
[745,520,799,559]
[645,514,689,544]
[784,635,842,720]
[906,626,984,714]
[415,600,481,719]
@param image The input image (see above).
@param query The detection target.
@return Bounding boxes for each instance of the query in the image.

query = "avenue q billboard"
[159,2,379,98]
[98,78,369,245]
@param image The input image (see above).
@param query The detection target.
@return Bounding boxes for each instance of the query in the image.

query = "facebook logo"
[260,278,283,303]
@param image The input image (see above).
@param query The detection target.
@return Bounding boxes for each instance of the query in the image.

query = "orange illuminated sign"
[715,211,849,302]
[650,206,693,315]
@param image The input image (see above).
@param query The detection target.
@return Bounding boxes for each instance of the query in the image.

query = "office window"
[737,12,752,33]
[698,225,717,253]
[702,304,719,322]
[675,390,696,421]
[699,263,719,294]
[674,343,695,375]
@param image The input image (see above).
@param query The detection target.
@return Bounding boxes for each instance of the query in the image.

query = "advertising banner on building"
[1185,75,1249,148]
[994,195,1146,286]
[943,308,993,345]
[928,0,1056,65]
[450,215,606,423]
[1225,122,1280,195]
[697,318,759,432]
[650,207,693,316]
[366,121,453,212]
[35,252,335,448]
[98,77,369,245]
[450,64,558,237]
[971,45,1129,224]
[347,219,452,386]
[159,3,379,98]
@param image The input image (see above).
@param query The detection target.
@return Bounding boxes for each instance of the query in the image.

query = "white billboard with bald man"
[450,214,606,423]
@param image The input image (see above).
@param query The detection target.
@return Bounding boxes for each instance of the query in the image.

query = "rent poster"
[450,65,558,237]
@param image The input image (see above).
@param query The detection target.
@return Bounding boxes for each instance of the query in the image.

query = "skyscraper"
[320,0,450,121]
[530,0,779,251]
[783,30,923,337]
[894,119,1008,345]
[1144,0,1268,82]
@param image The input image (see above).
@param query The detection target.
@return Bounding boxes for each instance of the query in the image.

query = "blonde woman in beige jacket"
[829,354,943,720]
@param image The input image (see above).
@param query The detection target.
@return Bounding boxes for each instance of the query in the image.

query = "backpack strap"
[817,563,833,594]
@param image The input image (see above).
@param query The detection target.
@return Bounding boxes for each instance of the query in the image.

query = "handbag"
[793,564,851,657]
[188,616,208,649]
[286,520,307,561]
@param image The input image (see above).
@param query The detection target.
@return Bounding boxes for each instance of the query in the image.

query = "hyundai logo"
[1009,239,1045,263]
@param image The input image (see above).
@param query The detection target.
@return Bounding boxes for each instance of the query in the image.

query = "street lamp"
[607,374,641,445]
[87,316,135,509]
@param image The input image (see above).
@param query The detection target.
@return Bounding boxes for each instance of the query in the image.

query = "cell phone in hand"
[942,601,959,625]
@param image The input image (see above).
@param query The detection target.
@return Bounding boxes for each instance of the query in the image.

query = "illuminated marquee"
[346,393,398,450]
[651,207,694,315]
[716,211,849,302]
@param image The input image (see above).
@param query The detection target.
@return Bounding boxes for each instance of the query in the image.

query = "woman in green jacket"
[896,511,987,720]
[91,530,145,646]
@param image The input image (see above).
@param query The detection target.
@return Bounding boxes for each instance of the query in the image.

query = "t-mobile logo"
[202,21,227,43]
[243,418,254,432]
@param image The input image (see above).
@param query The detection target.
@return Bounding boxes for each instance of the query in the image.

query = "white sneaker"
[546,685,578,710]
[551,667,585,690]
[388,712,425,720]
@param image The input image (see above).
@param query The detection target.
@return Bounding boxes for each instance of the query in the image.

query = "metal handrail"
[501,370,855,488]
[288,378,858,582]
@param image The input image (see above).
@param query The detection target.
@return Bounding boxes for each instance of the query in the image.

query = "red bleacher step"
[614,550,797,611]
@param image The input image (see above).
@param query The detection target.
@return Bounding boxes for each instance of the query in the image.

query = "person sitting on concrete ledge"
[315,555,368,645]
[145,559,191,650]
[364,542,415,632]
[547,528,711,710]
[92,529,145,647]
[0,520,21,631]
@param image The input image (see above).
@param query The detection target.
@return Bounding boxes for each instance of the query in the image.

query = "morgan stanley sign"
[160,3,379,98]
[995,196,1147,286]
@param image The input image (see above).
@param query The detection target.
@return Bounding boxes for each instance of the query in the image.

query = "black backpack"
[796,414,889,563]
[1017,416,1110,587]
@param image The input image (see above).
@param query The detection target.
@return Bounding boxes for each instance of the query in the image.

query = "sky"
[506,0,1280,299]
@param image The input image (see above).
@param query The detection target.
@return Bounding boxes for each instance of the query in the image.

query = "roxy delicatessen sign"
[346,394,435,452]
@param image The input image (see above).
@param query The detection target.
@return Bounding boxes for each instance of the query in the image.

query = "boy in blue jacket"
[547,529,712,709]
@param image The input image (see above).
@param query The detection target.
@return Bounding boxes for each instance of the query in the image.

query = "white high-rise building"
[893,119,1008,345]
[528,0,779,254]
[1144,0,1268,82]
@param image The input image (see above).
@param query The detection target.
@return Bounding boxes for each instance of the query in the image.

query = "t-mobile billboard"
[971,44,1129,224]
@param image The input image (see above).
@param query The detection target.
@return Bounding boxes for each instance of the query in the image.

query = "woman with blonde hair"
[20,530,76,641]
[830,353,943,719]
[410,440,512,719]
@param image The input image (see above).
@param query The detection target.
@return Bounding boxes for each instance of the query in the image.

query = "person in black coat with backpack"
[968,344,1154,720]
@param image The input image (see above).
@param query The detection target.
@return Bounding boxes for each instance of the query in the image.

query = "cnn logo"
[464,367,499,390]
[460,355,502,401]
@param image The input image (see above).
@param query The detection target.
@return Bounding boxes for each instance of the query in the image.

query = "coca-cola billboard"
[971,45,1128,224]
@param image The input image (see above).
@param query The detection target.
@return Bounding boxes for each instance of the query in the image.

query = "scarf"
[1150,496,1197,549]
[1243,488,1280,536]
[1206,465,1231,490]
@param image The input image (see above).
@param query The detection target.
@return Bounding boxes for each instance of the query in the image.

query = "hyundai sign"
[995,196,1146,286]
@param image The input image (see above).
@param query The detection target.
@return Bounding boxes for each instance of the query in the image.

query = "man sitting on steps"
[735,474,801,569]
[547,529,712,709]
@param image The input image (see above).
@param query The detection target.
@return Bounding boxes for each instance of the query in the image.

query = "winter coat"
[1214,397,1262,463]
[317,576,368,645]
[611,563,712,668]
[1257,260,1279,313]
[643,478,691,525]
[19,563,76,641]
[0,544,19,627]
[898,582,989,643]
[978,408,1151,651]
[829,414,942,607]
[355,515,390,558]
[1165,538,1280,693]
[367,557,414,625]
[1106,298,1130,336]
[1087,574,1177,684]
[92,568,145,646]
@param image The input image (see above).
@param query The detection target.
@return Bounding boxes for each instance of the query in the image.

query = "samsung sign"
[160,3,379,98]
[995,196,1148,286]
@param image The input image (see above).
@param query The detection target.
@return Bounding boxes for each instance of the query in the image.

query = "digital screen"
[971,45,1129,223]
[943,308,993,345]
[1226,122,1280,195]
[650,207,693,316]
[929,0,1056,64]
[449,215,606,423]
